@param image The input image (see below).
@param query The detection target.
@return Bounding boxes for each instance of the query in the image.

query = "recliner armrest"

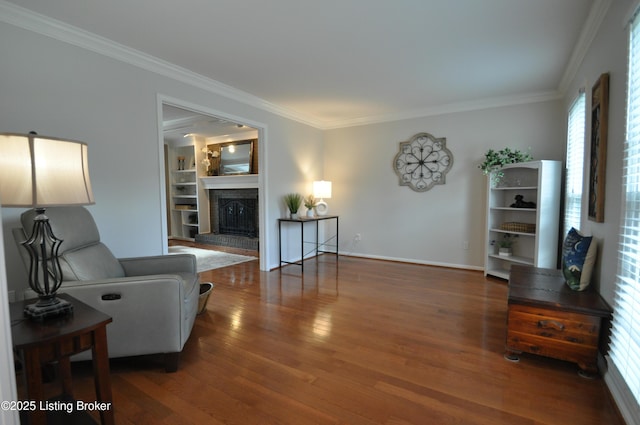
[23,274,188,298]
[39,275,197,360]
[119,254,197,276]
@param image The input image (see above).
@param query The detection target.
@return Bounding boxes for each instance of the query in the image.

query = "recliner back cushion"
[61,243,125,281]
[21,207,100,254]
[20,207,125,281]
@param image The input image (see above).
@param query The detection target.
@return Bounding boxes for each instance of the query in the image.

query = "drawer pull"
[537,320,564,331]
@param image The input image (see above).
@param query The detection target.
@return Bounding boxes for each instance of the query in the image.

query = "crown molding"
[557,0,613,95]
[0,0,592,131]
[323,91,562,130]
[0,1,324,129]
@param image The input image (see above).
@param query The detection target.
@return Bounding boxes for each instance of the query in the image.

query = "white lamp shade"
[313,180,332,199]
[0,133,95,207]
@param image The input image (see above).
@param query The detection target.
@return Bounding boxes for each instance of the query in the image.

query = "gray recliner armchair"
[13,206,199,372]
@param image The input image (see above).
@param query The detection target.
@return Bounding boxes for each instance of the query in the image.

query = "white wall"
[0,204,19,425]
[562,2,637,421]
[0,1,628,295]
[325,101,564,268]
[0,21,324,296]
[0,2,633,419]
[560,0,630,304]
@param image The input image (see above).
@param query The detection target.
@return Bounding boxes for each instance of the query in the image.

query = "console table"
[278,215,339,272]
[11,294,114,425]
[505,265,612,376]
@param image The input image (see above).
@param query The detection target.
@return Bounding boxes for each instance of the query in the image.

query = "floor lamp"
[0,132,95,320]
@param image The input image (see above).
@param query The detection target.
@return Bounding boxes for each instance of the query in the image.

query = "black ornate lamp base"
[24,296,74,320]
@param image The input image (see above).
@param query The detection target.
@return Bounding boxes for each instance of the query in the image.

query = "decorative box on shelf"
[500,222,536,234]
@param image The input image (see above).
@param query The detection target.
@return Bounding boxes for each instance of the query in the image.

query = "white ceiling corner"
[0,0,605,130]
[557,0,613,95]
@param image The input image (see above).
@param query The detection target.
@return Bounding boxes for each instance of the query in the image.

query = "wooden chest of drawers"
[506,265,612,375]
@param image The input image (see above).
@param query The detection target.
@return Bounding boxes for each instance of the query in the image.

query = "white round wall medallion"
[393,132,453,192]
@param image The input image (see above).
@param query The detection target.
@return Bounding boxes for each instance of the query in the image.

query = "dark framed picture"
[588,73,609,223]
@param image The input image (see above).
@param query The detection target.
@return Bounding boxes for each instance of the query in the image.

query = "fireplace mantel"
[200,175,259,189]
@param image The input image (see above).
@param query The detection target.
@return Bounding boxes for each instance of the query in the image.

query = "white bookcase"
[169,144,209,240]
[484,160,562,280]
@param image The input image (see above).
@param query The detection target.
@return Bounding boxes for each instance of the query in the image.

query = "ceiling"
[162,104,257,144]
[4,0,600,129]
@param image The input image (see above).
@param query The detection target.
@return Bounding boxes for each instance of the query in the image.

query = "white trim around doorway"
[156,94,268,271]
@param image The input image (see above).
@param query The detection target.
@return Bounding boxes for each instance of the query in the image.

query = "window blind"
[609,10,640,415]
[563,91,586,238]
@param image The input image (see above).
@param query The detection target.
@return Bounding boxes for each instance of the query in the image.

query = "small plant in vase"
[478,148,532,185]
[497,234,517,257]
[303,194,317,217]
[283,193,303,219]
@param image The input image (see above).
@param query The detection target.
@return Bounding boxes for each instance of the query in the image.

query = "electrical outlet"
[463,241,469,250]
[355,233,362,242]
[8,290,15,303]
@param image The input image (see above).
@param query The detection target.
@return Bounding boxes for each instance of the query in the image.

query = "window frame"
[563,90,587,238]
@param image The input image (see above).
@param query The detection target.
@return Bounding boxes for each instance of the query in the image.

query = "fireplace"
[195,180,259,251]
[218,197,257,237]
[209,188,259,238]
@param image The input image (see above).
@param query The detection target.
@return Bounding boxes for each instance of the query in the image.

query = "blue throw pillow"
[562,227,597,291]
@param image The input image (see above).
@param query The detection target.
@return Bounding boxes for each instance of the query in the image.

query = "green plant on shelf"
[479,148,533,185]
[498,234,517,248]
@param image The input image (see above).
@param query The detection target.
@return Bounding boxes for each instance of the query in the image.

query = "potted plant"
[303,194,317,217]
[498,234,516,257]
[283,193,303,219]
[479,148,532,185]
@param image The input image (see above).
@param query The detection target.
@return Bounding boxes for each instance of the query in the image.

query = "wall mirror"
[209,139,256,175]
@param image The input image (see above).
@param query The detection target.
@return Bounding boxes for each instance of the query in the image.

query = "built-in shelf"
[168,145,209,240]
[489,228,536,237]
[490,207,536,212]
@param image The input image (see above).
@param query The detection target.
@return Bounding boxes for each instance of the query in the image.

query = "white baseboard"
[269,252,483,273]
[339,252,484,272]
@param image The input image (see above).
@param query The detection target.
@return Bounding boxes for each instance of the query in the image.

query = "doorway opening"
[160,101,263,262]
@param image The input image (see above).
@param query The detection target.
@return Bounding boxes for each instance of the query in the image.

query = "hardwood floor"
[60,256,623,424]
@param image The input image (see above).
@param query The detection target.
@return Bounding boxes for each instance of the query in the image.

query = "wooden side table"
[505,265,612,376]
[505,265,612,375]
[11,294,114,425]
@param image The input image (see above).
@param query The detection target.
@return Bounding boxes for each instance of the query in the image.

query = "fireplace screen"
[218,198,257,237]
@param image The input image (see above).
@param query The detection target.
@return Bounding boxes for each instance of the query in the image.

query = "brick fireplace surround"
[195,188,259,251]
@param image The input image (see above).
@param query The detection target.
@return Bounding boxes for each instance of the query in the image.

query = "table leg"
[504,350,520,362]
[91,326,114,425]
[300,221,304,273]
[577,361,599,378]
[23,348,46,425]
[278,220,282,269]
[315,220,319,258]
[335,217,339,259]
[59,356,73,397]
